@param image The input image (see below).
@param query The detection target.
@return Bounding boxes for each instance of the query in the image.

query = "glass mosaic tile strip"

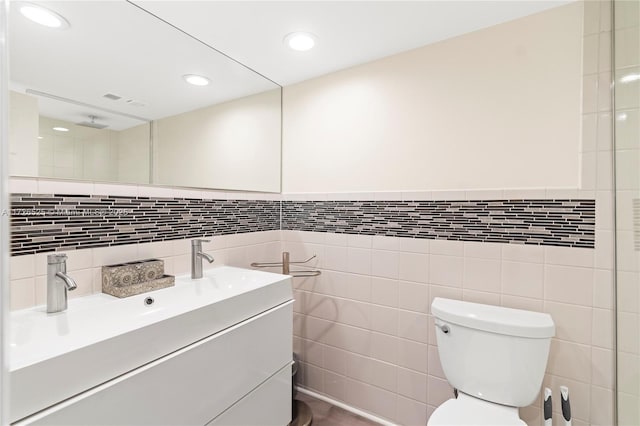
[281,199,595,248]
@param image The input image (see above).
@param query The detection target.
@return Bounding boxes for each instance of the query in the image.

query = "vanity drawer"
[16,301,293,425]
[208,364,291,426]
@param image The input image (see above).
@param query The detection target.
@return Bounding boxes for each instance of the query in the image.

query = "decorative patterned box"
[103,274,175,298]
[102,259,174,298]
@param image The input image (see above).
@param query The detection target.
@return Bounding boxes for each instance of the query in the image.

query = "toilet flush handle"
[435,319,450,334]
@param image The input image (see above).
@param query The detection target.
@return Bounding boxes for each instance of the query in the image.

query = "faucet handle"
[192,238,211,246]
[47,253,68,264]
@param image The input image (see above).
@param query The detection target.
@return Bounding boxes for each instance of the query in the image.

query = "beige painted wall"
[117,123,150,184]
[154,88,281,192]
[9,91,38,176]
[282,3,583,193]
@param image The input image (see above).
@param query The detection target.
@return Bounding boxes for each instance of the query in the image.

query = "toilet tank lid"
[431,298,555,338]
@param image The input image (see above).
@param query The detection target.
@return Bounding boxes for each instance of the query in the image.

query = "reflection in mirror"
[37,117,150,184]
[9,1,281,192]
[10,91,150,183]
[154,88,281,192]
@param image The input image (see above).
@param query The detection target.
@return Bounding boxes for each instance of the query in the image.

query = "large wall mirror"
[8,1,282,192]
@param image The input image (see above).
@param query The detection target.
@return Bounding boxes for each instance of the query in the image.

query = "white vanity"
[9,266,293,425]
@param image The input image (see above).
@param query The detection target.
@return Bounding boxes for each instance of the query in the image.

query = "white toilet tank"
[432,298,555,408]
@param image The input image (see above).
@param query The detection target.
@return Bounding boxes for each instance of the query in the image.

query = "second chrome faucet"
[191,239,214,279]
[47,254,77,313]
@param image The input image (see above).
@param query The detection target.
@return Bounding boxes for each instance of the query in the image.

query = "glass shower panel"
[615,0,640,424]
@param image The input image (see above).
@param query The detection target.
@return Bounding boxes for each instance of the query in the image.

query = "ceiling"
[134,0,573,86]
[9,1,278,130]
[9,0,572,130]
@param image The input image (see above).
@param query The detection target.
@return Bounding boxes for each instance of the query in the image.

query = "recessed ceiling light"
[19,2,70,29]
[37,136,43,139]
[53,127,69,132]
[284,32,316,51]
[183,74,210,86]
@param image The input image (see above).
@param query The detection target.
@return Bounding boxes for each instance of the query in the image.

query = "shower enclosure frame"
[0,0,10,423]
[613,0,640,424]
[612,2,618,423]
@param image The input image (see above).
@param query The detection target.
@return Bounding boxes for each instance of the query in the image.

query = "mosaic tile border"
[282,199,595,248]
[9,194,280,256]
[9,195,596,255]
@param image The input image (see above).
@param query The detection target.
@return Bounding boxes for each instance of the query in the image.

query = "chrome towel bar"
[251,252,321,277]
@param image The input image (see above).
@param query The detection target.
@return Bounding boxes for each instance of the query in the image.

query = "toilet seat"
[427,393,526,426]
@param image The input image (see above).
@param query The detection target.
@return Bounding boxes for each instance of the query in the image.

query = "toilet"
[428,298,555,426]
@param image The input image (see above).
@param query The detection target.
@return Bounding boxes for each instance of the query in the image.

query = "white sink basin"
[9,266,292,423]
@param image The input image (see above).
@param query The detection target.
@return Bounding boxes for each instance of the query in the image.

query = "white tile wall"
[288,229,612,425]
[9,230,282,310]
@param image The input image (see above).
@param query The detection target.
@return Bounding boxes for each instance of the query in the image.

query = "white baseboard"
[296,387,398,426]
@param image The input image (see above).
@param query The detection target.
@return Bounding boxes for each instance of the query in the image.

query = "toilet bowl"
[428,393,525,426]
[428,298,555,426]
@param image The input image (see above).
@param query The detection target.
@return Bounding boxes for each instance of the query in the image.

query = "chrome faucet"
[47,254,77,313]
[191,239,214,279]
